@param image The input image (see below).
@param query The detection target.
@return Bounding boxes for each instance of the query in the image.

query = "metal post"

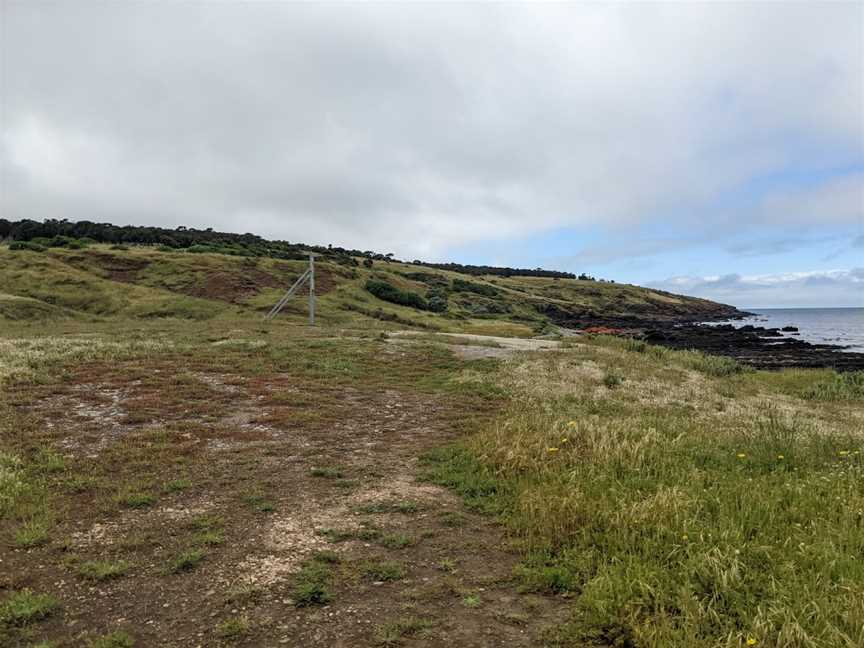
[308,253,315,326]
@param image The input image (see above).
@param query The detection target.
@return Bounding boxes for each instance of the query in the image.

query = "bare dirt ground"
[389,332,565,361]
[1,339,568,647]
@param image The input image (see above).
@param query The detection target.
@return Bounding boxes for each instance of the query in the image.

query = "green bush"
[365,280,428,310]
[452,278,498,297]
[8,241,46,252]
[426,287,449,313]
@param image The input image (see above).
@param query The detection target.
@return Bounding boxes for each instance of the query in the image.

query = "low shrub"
[8,241,46,252]
[452,278,498,297]
[365,280,428,310]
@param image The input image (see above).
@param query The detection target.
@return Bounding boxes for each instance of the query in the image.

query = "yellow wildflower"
[681,534,688,541]
[547,447,559,453]
[777,454,784,460]
[561,438,569,444]
[839,451,849,456]
[737,453,746,458]
[746,638,757,646]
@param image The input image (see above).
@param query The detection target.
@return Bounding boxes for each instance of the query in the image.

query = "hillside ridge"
[0,240,742,332]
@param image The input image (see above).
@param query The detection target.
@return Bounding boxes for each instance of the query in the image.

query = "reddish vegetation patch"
[582,326,626,335]
[184,269,283,304]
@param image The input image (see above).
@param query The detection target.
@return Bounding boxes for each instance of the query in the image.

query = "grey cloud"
[1,2,862,259]
[649,269,864,308]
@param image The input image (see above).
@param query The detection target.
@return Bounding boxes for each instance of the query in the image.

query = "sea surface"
[708,307,864,352]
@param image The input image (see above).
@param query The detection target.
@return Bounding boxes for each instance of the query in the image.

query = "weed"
[602,372,623,389]
[355,500,416,514]
[292,562,333,607]
[437,511,467,528]
[361,560,404,582]
[317,527,357,543]
[0,590,59,626]
[380,533,414,549]
[193,529,224,546]
[167,549,205,574]
[437,559,457,573]
[462,594,481,608]
[242,493,275,513]
[215,616,250,639]
[62,474,97,493]
[77,560,130,581]
[86,631,134,648]
[115,490,156,509]
[311,550,341,564]
[14,517,51,547]
[374,617,433,646]
[163,478,191,493]
[310,466,344,479]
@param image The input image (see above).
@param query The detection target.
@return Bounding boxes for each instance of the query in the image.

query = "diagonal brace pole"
[264,269,311,320]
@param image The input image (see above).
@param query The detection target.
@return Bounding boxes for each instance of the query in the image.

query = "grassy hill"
[0,244,739,334]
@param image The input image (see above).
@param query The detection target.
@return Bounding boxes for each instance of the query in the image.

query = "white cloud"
[1,2,862,259]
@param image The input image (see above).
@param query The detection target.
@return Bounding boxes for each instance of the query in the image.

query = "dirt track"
[2,340,566,647]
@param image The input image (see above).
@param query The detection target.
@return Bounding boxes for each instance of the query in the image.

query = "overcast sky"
[2,1,862,308]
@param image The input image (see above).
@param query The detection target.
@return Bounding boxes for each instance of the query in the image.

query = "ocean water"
[708,308,864,353]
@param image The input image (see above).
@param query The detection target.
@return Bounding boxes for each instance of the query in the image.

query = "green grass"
[86,631,134,648]
[361,560,404,582]
[188,514,225,546]
[427,342,864,648]
[355,500,420,515]
[114,490,156,509]
[167,549,206,574]
[14,516,51,547]
[163,478,191,493]
[311,550,342,564]
[292,561,334,607]
[379,533,414,549]
[462,593,482,608]
[374,617,434,646]
[77,560,131,581]
[242,493,275,513]
[215,616,250,639]
[310,466,344,479]
[0,589,59,626]
[803,370,864,401]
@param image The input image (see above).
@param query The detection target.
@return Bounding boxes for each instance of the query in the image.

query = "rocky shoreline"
[554,311,864,372]
[640,323,864,372]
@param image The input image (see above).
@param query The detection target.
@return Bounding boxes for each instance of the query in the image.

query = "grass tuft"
[0,589,59,626]
[77,560,131,581]
[86,631,134,648]
[215,616,250,639]
[291,561,333,607]
[167,549,206,574]
[374,617,434,646]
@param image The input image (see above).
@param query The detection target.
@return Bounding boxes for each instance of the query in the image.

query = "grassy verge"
[424,336,864,648]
